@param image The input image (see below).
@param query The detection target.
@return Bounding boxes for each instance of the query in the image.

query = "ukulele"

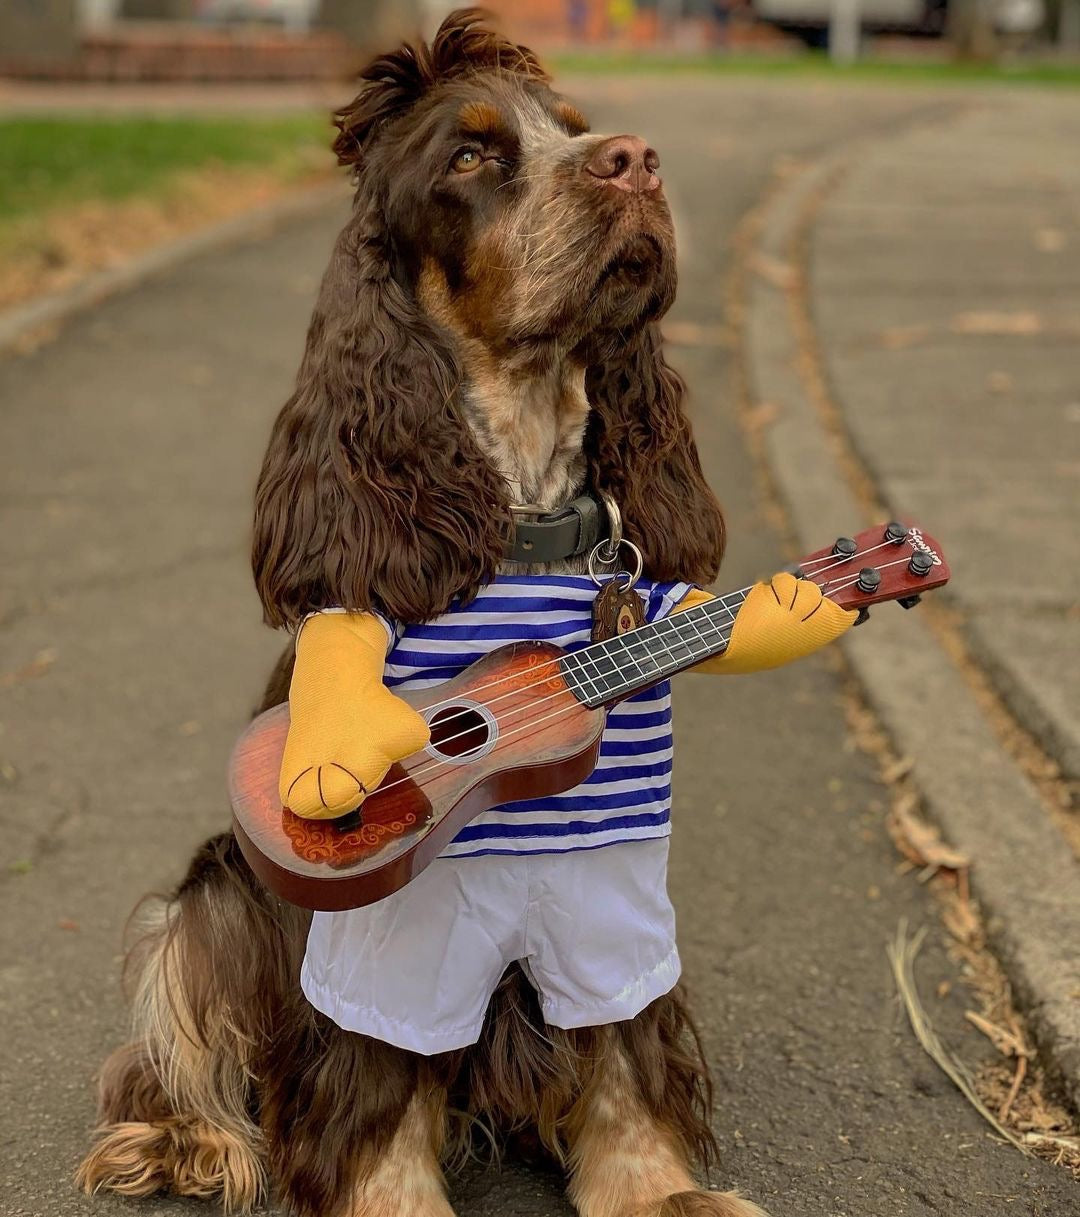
[230,521,950,911]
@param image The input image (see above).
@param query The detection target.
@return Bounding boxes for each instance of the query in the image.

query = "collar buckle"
[504,491,613,565]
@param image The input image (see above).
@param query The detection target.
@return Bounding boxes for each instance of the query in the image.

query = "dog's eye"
[451,149,483,174]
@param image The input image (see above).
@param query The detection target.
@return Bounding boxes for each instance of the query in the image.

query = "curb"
[743,142,1080,1114]
[0,180,349,359]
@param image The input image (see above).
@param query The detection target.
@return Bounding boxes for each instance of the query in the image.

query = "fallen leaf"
[942,894,981,944]
[743,401,779,431]
[0,648,58,689]
[663,320,734,349]
[1034,228,1065,253]
[749,251,796,289]
[887,793,970,873]
[950,311,1042,336]
[965,1010,1027,1058]
[877,324,930,350]
[881,755,914,784]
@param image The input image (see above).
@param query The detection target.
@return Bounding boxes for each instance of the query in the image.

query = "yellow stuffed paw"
[675,572,857,675]
[279,613,430,819]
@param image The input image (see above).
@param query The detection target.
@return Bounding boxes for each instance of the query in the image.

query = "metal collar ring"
[588,538,644,591]
[594,489,623,563]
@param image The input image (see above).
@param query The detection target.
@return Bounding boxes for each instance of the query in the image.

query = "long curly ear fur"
[586,324,725,586]
[332,7,549,170]
[251,198,513,628]
[252,10,550,629]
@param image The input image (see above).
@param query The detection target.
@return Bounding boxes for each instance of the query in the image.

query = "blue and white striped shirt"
[380,574,693,859]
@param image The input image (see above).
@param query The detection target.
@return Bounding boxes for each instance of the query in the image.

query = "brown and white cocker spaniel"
[77,11,767,1217]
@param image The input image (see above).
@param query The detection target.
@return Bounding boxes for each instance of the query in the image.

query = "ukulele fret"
[577,648,621,702]
[558,656,591,702]
[677,609,717,654]
[563,591,748,708]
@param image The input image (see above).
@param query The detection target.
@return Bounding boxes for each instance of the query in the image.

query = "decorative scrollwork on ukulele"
[499,648,565,694]
[282,809,420,867]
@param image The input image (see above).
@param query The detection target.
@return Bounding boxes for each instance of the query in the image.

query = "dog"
[77,11,770,1217]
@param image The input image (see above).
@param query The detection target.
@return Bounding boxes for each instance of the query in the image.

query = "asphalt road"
[1,78,1075,1217]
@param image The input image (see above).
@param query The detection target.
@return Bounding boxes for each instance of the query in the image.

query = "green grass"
[552,50,1080,87]
[0,113,331,223]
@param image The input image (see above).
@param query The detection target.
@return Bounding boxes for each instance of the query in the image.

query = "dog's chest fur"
[462,365,592,575]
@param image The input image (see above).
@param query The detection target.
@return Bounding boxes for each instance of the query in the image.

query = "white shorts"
[300,837,680,1055]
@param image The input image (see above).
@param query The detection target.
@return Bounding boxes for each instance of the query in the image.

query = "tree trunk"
[948,0,999,59]
[0,0,80,69]
[316,0,422,51]
[120,0,196,17]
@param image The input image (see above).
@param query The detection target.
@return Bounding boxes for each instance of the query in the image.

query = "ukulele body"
[230,521,951,914]
[230,641,606,911]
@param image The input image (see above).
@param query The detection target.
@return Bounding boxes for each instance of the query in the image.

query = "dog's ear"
[251,197,510,629]
[333,8,548,169]
[585,324,725,587]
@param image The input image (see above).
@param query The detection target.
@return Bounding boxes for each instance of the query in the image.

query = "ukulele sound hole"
[426,702,497,763]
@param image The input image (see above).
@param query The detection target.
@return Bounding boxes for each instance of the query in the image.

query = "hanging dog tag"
[591,577,646,642]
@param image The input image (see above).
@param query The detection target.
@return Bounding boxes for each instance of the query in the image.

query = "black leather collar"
[504,492,611,565]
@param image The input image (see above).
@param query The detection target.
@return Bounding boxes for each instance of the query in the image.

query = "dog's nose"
[584,135,660,194]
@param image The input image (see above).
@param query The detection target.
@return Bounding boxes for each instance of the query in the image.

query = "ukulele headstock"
[796,521,950,619]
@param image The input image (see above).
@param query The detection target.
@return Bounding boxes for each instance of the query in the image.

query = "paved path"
[810,92,1080,785]
[1,78,1076,1217]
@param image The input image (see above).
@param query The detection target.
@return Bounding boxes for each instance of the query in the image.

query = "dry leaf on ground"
[886,792,970,874]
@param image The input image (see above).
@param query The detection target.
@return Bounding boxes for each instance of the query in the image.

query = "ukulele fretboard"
[559,588,749,707]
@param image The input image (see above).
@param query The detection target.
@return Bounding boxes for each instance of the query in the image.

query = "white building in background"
[77,0,321,29]
[78,0,123,27]
[194,0,319,29]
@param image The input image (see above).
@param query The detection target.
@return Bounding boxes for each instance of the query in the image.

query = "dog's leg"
[76,887,267,1211]
[78,833,307,1212]
[348,1088,455,1217]
[263,1037,455,1217]
[566,1014,768,1217]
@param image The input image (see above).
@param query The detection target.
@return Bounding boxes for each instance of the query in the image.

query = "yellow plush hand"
[280,613,430,819]
[675,573,857,675]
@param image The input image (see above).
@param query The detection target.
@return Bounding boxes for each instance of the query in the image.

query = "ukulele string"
[796,537,898,574]
[391,542,885,738]
[334,574,860,808]
[369,544,883,753]
[815,553,917,594]
[409,586,749,719]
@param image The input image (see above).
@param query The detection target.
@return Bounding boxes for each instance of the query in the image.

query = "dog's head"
[254,9,724,628]
[334,25,675,357]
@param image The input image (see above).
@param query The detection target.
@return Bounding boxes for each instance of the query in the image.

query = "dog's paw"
[648,1189,770,1217]
[283,761,370,819]
[709,570,856,675]
[280,689,430,819]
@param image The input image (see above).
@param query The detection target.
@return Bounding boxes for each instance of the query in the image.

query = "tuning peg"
[857,567,881,593]
[853,607,871,627]
[832,536,857,558]
[898,594,922,610]
[908,550,934,577]
[885,521,909,545]
[783,562,806,578]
